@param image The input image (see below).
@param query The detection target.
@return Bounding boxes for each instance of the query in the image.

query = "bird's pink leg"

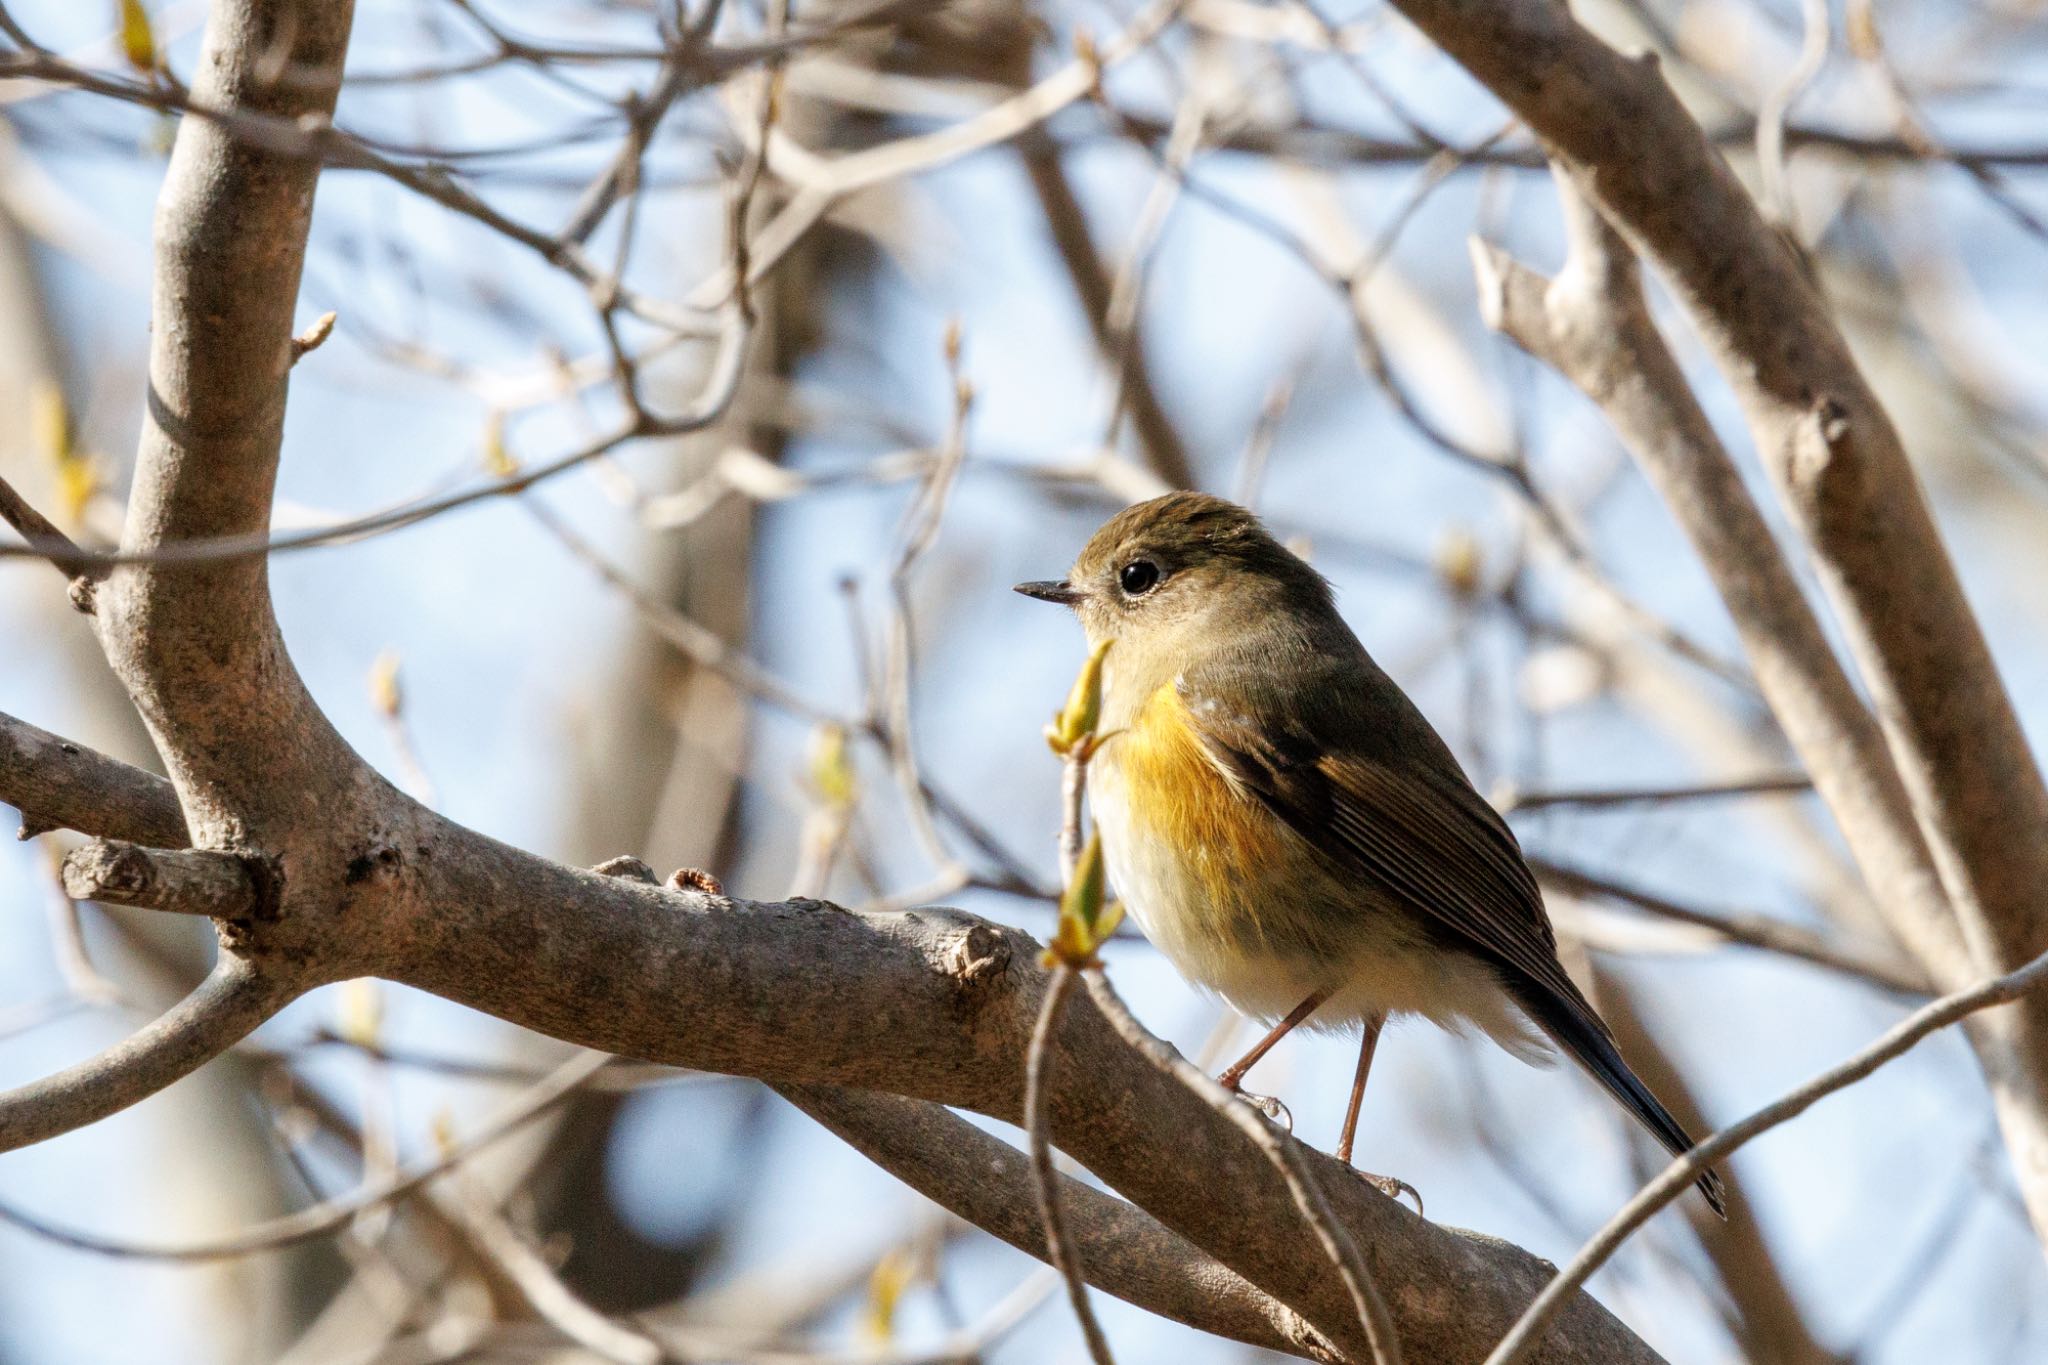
[1335,1010,1422,1212]
[1216,988,1331,1092]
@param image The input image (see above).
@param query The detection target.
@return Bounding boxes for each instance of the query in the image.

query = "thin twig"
[1083,973,1404,1365]
[0,1051,611,1257]
[1025,967,1117,1365]
[1755,0,1832,235]
[438,1178,667,1365]
[0,472,97,607]
[1483,942,2048,1365]
[1531,857,1932,998]
[1499,772,1813,812]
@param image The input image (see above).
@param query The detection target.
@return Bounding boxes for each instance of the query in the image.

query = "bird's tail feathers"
[1515,984,1728,1218]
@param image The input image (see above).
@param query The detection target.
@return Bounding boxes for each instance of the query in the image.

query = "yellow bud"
[52,454,101,527]
[338,978,384,1049]
[117,0,156,73]
[942,318,963,367]
[1097,897,1126,943]
[31,380,68,464]
[809,723,856,809]
[36,384,101,526]
[1046,830,1113,967]
[482,410,518,478]
[368,649,403,719]
[1435,526,1483,599]
[863,1246,916,1342]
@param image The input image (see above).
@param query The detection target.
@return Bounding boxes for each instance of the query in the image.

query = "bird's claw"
[1235,1089,1294,1132]
[1353,1168,1424,1215]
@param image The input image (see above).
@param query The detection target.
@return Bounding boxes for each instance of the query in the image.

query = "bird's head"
[1014,492,1333,651]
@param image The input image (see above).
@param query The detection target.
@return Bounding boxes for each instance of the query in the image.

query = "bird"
[1016,491,1725,1215]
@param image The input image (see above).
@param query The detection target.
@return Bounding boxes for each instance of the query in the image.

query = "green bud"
[1045,831,1122,967]
[1046,638,1112,755]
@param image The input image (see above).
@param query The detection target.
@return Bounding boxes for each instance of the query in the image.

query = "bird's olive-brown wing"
[1178,670,1725,1211]
[1176,679,1593,1014]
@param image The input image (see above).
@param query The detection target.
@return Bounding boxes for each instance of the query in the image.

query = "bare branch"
[60,839,268,920]
[780,1084,1344,1361]
[0,472,97,606]
[435,1181,665,1365]
[1592,967,1845,1365]
[3,719,1660,1361]
[1021,145,1194,487]
[1488,941,2048,1365]
[1026,967,1117,1364]
[1082,973,1405,1365]
[1497,772,1812,812]
[1531,857,1932,999]
[0,956,299,1151]
[1468,184,1964,989]
[0,1051,609,1257]
[1407,0,2048,1242]
[0,710,186,846]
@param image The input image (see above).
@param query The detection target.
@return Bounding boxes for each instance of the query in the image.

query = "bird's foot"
[1220,1081,1294,1133]
[1350,1168,1424,1215]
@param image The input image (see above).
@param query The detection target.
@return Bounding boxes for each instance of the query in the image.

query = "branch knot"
[945,922,1011,983]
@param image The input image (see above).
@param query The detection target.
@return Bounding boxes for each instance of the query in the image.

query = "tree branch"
[0,710,186,845]
[0,472,98,609]
[1469,174,1963,991]
[1490,941,2048,1365]
[60,839,268,920]
[93,0,368,876]
[1591,966,1844,1365]
[0,956,302,1151]
[0,721,1661,1364]
[1026,966,1118,1364]
[779,1084,1343,1361]
[1400,0,2048,1245]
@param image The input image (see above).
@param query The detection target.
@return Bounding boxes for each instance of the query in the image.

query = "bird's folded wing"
[1178,680,1592,1015]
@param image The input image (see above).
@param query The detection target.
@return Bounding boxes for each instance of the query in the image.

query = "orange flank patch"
[1106,684,1288,912]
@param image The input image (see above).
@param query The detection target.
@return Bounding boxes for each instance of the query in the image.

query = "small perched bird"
[1017,492,1724,1215]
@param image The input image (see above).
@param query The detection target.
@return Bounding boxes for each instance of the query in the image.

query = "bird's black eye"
[1119,560,1161,596]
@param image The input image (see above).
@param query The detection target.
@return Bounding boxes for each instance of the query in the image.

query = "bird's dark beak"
[1014,579,1081,607]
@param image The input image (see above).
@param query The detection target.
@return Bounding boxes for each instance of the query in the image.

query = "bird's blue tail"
[1515,983,1728,1218]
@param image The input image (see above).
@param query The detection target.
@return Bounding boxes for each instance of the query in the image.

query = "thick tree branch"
[0,721,1660,1364]
[0,4,1751,1359]
[0,711,186,845]
[94,0,370,881]
[1398,0,2048,1244]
